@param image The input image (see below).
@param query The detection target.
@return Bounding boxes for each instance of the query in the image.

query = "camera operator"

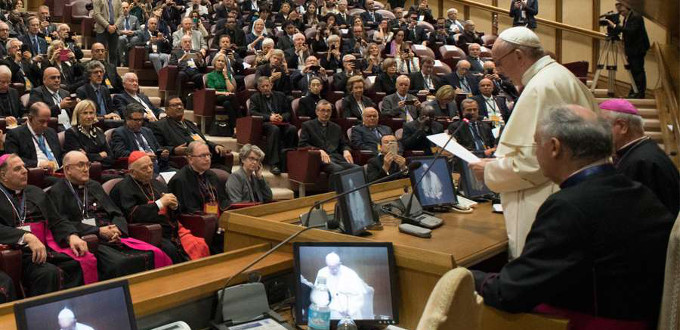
[509,0,538,30]
[56,24,83,61]
[604,1,650,99]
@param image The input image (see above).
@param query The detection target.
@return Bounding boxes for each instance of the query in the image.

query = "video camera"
[598,11,620,39]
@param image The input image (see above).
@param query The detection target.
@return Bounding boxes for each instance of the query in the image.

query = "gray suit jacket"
[116,15,140,35]
[381,93,419,120]
[172,29,207,51]
[225,168,273,203]
[93,0,122,33]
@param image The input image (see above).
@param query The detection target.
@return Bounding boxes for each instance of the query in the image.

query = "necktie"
[125,17,130,30]
[470,123,484,150]
[372,128,381,139]
[134,132,151,151]
[108,0,115,24]
[425,75,432,89]
[52,92,62,107]
[33,36,39,54]
[37,135,56,161]
[95,88,107,115]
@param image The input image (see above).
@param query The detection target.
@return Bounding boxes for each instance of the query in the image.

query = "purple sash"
[29,222,99,285]
[119,237,173,268]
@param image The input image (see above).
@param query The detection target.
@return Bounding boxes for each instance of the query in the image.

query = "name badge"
[18,225,31,232]
[82,218,96,226]
[45,36,52,43]
[204,202,218,215]
[24,77,32,90]
[188,59,197,68]
[419,15,425,21]
[105,78,113,88]
[190,133,202,141]
[152,44,158,53]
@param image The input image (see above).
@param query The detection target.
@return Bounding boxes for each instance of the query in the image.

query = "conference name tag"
[82,218,96,226]
[105,78,113,89]
[204,202,218,215]
[18,225,31,232]
[191,133,202,141]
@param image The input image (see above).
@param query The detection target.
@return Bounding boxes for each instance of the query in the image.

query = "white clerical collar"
[521,55,555,86]
[617,135,649,152]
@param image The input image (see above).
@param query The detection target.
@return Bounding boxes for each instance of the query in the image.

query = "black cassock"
[48,178,155,280]
[167,166,229,214]
[0,184,82,297]
[615,137,680,216]
[109,175,188,263]
[0,271,16,303]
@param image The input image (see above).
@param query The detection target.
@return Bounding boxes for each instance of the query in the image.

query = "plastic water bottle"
[307,276,331,330]
[337,315,358,330]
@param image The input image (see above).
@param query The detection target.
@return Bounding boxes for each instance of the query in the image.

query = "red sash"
[177,223,209,260]
[533,304,650,330]
[119,238,173,268]
[28,221,99,285]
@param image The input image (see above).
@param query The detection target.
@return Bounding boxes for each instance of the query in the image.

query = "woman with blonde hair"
[63,100,114,168]
[426,85,458,117]
[45,39,79,91]
[205,52,238,136]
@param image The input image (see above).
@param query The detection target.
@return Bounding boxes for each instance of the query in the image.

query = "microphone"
[211,162,422,326]
[403,118,468,218]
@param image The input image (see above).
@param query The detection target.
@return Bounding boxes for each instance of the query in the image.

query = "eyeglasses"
[189,153,211,159]
[492,48,517,67]
[245,156,261,162]
[128,117,144,122]
[66,161,91,169]
[168,103,184,108]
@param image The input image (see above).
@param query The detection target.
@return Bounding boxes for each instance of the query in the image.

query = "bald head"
[43,67,61,91]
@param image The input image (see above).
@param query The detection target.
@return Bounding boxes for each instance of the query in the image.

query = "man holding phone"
[367,134,407,182]
[291,56,327,94]
[381,75,421,121]
[28,67,77,117]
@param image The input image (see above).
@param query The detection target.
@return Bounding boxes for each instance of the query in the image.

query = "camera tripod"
[590,37,638,97]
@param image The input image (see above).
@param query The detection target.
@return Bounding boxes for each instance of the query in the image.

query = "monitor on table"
[408,156,458,208]
[14,280,137,330]
[333,166,377,236]
[293,242,399,327]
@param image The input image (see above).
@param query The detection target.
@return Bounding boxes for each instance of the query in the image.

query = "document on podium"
[427,133,481,163]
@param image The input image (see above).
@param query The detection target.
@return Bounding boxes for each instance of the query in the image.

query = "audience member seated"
[387,29,407,57]
[388,7,407,31]
[409,57,442,94]
[1,38,40,89]
[37,5,58,38]
[63,100,115,168]
[343,25,368,56]
[402,105,443,155]
[331,54,359,91]
[226,144,273,203]
[374,58,398,95]
[49,151,172,279]
[298,76,324,119]
[456,20,484,49]
[360,0,383,29]
[366,134,408,182]
[408,0,435,23]
[445,8,464,33]
[116,1,141,66]
[171,17,207,57]
[0,153,89,297]
[169,35,206,97]
[364,43,383,74]
[253,38,275,67]
[113,72,163,121]
[210,35,245,77]
[246,18,270,52]
[299,100,358,181]
[276,21,297,50]
[28,67,76,118]
[317,34,340,70]
[76,61,121,120]
[341,76,376,120]
[111,104,171,172]
[5,102,62,171]
[205,53,238,136]
[472,105,674,329]
[372,20,393,46]
[214,15,246,55]
[381,75,421,121]
[444,60,479,95]
[138,17,172,73]
[20,16,48,57]
[54,24,82,62]
[483,61,519,101]
[44,40,82,93]
[334,0,350,28]
[447,99,495,156]
[600,99,680,216]
[255,49,292,95]
[248,77,298,175]
[466,43,486,74]
[291,56,328,95]
[0,22,10,58]
[395,43,420,75]
[85,43,124,94]
[424,85,458,117]
[350,107,393,154]
[151,97,232,172]
[110,152,195,263]
[473,78,511,124]
[168,141,229,216]
[405,12,428,45]
[0,65,23,122]
[428,18,455,47]
[302,2,321,30]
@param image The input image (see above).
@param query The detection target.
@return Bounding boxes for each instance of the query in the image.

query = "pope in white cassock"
[420,163,443,200]
[58,308,95,330]
[314,252,368,319]
[469,27,598,258]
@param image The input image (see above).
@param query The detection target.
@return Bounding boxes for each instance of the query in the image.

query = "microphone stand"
[404,118,469,217]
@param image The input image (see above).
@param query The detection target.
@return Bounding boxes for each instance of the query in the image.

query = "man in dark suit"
[408,0,435,23]
[248,77,298,175]
[4,102,62,170]
[366,134,408,182]
[168,35,206,97]
[342,25,367,56]
[332,54,359,91]
[409,57,443,93]
[291,56,328,94]
[110,104,171,172]
[483,61,519,102]
[335,0,351,28]
[276,21,297,50]
[284,33,312,72]
[28,67,76,118]
[1,39,40,89]
[472,105,673,329]
[359,0,383,29]
[609,2,650,99]
[133,17,172,73]
[447,99,495,156]
[466,43,486,74]
[405,14,428,44]
[213,15,247,56]
[444,60,479,95]
[76,61,121,120]
[255,49,292,95]
[381,75,421,120]
[456,20,484,50]
[509,0,538,29]
[473,78,511,122]
[299,100,358,180]
[0,65,24,120]
[85,43,124,93]
[113,72,163,120]
[350,107,393,154]
[150,97,232,172]
[20,17,48,57]
[402,105,444,155]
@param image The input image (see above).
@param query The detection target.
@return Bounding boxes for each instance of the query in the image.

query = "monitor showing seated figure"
[333,166,377,236]
[294,242,399,327]
[408,156,457,208]
[14,280,137,330]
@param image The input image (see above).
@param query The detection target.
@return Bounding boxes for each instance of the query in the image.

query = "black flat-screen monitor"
[293,242,399,327]
[333,167,376,235]
[14,280,137,330]
[458,159,494,199]
[408,156,457,208]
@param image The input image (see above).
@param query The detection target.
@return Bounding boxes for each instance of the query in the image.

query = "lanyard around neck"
[0,185,25,226]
